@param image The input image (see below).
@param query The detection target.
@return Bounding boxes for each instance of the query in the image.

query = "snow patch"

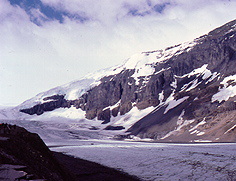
[229,34,235,39]
[176,64,212,80]
[124,40,197,85]
[110,106,155,131]
[164,95,189,114]
[161,118,195,140]
[170,78,177,89]
[175,64,217,92]
[190,130,199,135]
[125,136,153,142]
[102,100,121,111]
[224,124,236,134]
[205,72,220,84]
[181,79,200,92]
[212,74,236,103]
[29,106,111,131]
[177,110,185,125]
[158,90,164,104]
[197,132,205,136]
[189,118,207,132]
[161,110,194,139]
[124,53,156,85]
[154,68,170,75]
[48,106,85,120]
[190,130,205,136]
[194,140,212,142]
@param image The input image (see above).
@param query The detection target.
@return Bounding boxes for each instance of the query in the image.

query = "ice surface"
[0,106,31,120]
[31,102,156,133]
[50,140,236,181]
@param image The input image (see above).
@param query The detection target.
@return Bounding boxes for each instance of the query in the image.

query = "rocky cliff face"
[10,19,236,142]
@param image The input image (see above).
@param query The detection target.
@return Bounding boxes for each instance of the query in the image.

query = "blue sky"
[1,0,236,106]
[8,0,88,25]
[8,0,172,25]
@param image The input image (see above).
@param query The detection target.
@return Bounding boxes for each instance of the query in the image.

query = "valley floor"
[49,140,236,181]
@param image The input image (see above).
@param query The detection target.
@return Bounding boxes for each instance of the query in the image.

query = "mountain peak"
[208,19,236,38]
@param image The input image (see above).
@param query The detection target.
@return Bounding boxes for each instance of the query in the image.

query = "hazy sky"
[1,0,236,106]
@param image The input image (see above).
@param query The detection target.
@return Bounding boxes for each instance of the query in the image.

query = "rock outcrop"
[20,95,71,115]
[0,123,72,180]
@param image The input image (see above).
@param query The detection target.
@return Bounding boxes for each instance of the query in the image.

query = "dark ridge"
[105,125,125,130]
[0,123,72,180]
[119,83,124,99]
[20,94,71,115]
[0,123,141,181]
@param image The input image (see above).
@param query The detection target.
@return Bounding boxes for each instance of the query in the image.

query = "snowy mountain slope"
[1,19,236,142]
